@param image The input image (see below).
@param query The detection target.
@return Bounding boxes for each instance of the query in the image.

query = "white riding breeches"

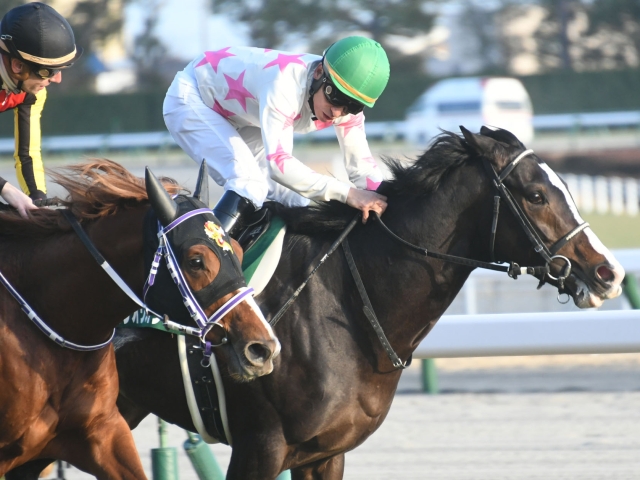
[163,71,310,208]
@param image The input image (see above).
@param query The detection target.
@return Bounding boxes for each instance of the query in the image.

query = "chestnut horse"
[0,160,279,478]
[9,127,625,479]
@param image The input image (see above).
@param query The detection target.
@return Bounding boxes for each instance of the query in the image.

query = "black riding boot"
[213,190,256,239]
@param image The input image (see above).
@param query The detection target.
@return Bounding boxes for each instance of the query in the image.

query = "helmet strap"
[308,60,327,119]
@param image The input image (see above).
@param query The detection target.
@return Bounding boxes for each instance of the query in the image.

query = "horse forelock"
[0,159,183,238]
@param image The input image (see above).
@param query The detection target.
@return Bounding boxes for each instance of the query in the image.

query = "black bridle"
[344,148,590,369]
[271,148,591,370]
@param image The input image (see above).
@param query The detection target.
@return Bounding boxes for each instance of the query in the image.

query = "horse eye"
[188,257,204,270]
[528,192,544,204]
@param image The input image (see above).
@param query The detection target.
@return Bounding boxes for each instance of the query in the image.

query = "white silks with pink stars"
[163,46,383,209]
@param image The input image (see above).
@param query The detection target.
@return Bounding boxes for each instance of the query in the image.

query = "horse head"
[461,125,624,308]
[144,165,280,381]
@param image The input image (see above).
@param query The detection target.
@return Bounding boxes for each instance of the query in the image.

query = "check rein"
[271,149,589,370]
[0,207,253,355]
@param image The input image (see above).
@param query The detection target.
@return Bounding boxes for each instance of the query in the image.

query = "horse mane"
[0,159,183,238]
[275,131,473,234]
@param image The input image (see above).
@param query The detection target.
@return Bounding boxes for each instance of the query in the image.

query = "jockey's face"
[312,64,348,122]
[9,58,62,94]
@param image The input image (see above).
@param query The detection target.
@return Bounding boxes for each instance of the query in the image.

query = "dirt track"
[44,354,640,479]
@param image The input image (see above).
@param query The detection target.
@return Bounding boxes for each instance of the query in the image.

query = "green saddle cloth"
[120,215,286,333]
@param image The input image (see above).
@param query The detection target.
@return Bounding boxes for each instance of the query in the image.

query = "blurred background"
[0,1,638,478]
[0,0,638,249]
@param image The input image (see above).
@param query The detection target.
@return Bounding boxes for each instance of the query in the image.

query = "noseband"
[0,206,253,353]
[143,207,254,365]
[483,149,589,292]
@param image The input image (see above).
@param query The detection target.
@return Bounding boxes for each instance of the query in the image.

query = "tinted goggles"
[28,63,61,79]
[322,79,365,115]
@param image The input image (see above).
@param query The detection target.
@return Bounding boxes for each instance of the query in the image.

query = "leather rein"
[269,149,589,370]
[0,207,252,353]
[343,149,590,369]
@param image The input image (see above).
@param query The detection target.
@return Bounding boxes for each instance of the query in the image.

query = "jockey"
[0,2,81,217]
[163,36,390,237]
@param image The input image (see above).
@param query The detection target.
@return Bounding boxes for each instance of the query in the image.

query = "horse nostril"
[246,342,271,366]
[597,265,614,282]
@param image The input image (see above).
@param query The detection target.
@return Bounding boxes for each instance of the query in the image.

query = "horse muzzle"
[564,261,625,308]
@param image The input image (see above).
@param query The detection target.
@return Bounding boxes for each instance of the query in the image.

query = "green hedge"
[520,69,640,115]
[0,68,638,135]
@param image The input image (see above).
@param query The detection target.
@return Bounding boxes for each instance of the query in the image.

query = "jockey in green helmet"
[309,36,391,116]
[164,36,391,237]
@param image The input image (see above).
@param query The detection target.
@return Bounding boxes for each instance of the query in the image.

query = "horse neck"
[347,162,494,362]
[5,206,149,346]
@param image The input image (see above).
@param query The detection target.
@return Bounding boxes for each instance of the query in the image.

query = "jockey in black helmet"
[0,2,82,216]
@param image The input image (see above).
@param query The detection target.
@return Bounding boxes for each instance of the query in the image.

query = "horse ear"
[480,126,525,149]
[460,125,497,156]
[193,159,210,207]
[145,167,179,226]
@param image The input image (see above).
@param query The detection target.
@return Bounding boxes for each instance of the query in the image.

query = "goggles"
[322,78,365,115]
[27,63,61,79]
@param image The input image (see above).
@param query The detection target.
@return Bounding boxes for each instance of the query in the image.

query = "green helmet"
[323,36,390,108]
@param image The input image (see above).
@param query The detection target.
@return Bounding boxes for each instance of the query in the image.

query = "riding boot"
[213,190,256,239]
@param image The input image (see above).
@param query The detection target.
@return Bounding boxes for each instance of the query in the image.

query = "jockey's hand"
[346,187,388,224]
[0,182,37,218]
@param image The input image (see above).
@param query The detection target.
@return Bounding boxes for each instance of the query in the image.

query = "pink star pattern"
[266,142,290,174]
[212,99,235,119]
[263,53,307,72]
[366,178,382,191]
[223,71,255,112]
[361,156,377,166]
[314,119,334,130]
[276,108,301,130]
[195,47,235,73]
[339,113,365,137]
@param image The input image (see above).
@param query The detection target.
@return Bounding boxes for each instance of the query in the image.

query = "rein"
[144,209,254,365]
[269,149,591,371]
[0,206,252,354]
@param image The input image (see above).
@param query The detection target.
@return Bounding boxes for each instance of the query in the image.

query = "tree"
[57,0,130,93]
[130,3,168,90]
[212,0,438,119]
[524,0,639,72]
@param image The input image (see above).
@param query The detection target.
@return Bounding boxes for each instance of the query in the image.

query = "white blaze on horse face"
[539,163,584,223]
[539,163,624,303]
[245,296,281,357]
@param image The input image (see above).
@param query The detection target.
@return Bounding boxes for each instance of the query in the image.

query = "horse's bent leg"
[290,454,345,480]
[226,442,287,480]
[56,414,147,480]
[4,459,54,480]
[116,393,151,429]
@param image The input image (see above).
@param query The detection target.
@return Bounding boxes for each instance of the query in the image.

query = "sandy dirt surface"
[38,353,640,480]
[3,154,637,479]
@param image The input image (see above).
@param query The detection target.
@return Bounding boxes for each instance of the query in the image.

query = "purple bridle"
[143,208,255,359]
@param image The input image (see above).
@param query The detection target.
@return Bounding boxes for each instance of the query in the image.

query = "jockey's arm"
[13,88,47,200]
[260,99,351,203]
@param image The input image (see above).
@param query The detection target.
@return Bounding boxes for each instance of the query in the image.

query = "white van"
[404,76,534,146]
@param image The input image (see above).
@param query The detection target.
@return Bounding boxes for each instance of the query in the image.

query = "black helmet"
[0,2,82,74]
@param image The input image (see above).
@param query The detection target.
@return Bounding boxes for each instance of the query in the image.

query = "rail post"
[151,418,179,480]
[183,432,225,480]
[421,358,439,394]
[623,274,640,309]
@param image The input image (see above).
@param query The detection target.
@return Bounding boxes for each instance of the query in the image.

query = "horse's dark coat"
[8,128,624,480]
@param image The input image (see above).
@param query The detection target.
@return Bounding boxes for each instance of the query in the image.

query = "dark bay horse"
[10,127,625,479]
[0,160,279,478]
